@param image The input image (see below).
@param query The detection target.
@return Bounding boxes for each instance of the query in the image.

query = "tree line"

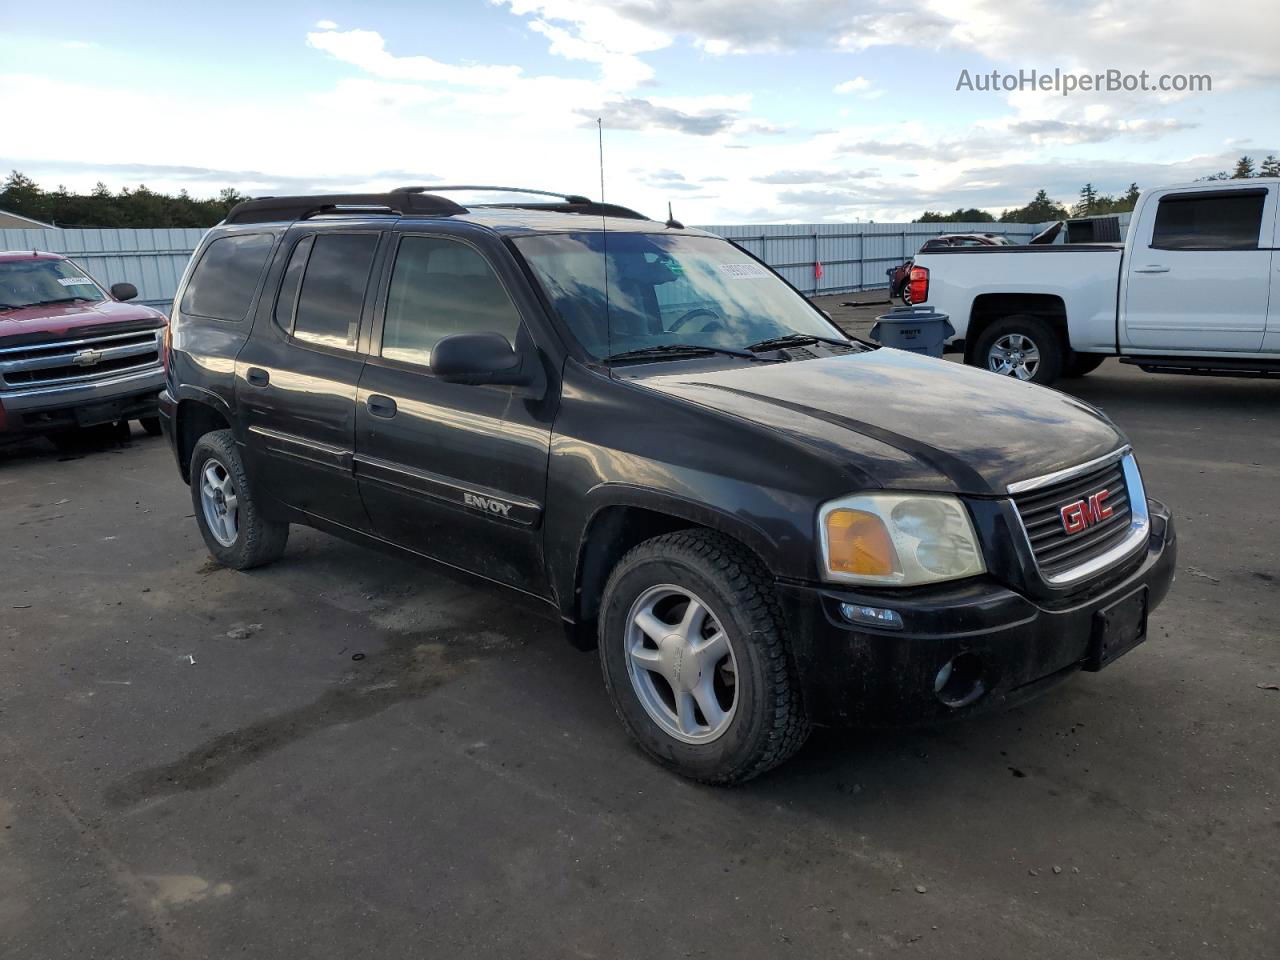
[4,153,1279,230]
[1,172,249,228]
[915,154,1279,223]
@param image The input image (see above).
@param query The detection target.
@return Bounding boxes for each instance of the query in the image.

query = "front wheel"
[972,315,1063,385]
[1063,352,1106,378]
[598,530,810,784]
[190,429,288,569]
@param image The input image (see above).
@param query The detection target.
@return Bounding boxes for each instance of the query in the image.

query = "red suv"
[0,251,167,444]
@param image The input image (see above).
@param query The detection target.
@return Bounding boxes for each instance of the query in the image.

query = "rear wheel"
[139,416,163,436]
[972,315,1063,385]
[190,429,288,569]
[598,529,810,784]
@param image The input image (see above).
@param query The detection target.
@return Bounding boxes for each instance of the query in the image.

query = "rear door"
[354,227,557,596]
[236,225,385,532]
[1122,186,1275,353]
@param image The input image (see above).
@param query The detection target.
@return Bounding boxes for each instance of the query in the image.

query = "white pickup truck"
[910,179,1280,384]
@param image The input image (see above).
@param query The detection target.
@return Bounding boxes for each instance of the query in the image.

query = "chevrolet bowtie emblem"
[73,348,104,367]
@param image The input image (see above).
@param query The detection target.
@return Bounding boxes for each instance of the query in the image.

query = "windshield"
[0,258,106,309]
[514,232,844,359]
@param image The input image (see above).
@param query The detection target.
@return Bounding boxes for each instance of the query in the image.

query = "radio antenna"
[597,117,606,202]
[598,117,612,368]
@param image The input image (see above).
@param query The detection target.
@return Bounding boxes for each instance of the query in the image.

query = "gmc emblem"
[1060,489,1113,535]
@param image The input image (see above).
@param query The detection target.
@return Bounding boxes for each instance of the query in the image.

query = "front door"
[236,226,384,532]
[1122,187,1275,353]
[354,229,557,596]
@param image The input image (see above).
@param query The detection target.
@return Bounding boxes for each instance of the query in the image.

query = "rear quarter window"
[180,233,275,321]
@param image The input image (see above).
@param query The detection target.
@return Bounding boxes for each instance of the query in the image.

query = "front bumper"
[0,366,164,436]
[778,498,1176,726]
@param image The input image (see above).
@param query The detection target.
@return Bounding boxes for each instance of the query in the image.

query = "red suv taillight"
[908,265,930,304]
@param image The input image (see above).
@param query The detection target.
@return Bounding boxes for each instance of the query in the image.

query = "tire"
[139,416,163,437]
[598,529,810,784]
[189,429,288,570]
[1062,353,1106,378]
[971,315,1063,385]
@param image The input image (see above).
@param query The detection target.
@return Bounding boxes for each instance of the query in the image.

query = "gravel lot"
[3,303,1277,959]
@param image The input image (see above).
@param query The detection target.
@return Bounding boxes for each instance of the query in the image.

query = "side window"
[292,233,380,350]
[1151,192,1266,251]
[273,235,314,332]
[180,233,274,321]
[381,236,522,367]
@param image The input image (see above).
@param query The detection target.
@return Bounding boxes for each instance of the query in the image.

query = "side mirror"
[430,332,529,386]
[111,282,138,301]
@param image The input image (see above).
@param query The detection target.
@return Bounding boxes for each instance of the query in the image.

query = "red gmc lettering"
[1060,488,1112,535]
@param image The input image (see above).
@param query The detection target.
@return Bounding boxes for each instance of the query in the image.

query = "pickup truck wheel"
[1063,353,1106,378]
[190,429,288,570]
[974,316,1063,385]
[598,530,810,784]
[139,416,163,437]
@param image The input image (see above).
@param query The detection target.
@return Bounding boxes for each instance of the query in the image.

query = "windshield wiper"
[745,332,853,353]
[29,296,93,306]
[604,343,774,364]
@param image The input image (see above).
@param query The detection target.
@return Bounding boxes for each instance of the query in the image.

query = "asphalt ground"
[2,307,1277,959]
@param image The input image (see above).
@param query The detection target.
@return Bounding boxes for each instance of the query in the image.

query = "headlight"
[818,493,985,586]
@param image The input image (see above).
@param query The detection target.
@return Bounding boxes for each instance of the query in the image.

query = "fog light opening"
[934,653,986,708]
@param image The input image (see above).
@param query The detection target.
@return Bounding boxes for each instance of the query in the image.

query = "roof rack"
[223,191,466,225]
[397,185,649,219]
[222,185,651,225]
[399,185,594,204]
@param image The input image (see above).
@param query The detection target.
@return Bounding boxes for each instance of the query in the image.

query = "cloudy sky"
[3,0,1277,223]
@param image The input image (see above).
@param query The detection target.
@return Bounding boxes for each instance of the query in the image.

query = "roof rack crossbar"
[396,185,593,204]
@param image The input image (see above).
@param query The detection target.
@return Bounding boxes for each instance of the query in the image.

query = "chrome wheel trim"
[988,332,1041,380]
[624,584,738,744]
[200,458,240,547]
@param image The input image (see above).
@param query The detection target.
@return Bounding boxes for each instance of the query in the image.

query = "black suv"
[159,186,1176,783]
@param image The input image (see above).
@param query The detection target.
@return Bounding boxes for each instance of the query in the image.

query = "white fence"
[3,219,1074,309]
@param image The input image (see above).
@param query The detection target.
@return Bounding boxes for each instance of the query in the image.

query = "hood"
[0,298,166,343]
[634,348,1126,495]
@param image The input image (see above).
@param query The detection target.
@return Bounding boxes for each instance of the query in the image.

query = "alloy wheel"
[988,332,1041,380]
[200,458,240,547]
[624,584,738,744]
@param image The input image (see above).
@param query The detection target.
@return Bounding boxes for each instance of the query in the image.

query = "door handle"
[366,394,398,419]
[245,367,270,387]
[1134,265,1170,274]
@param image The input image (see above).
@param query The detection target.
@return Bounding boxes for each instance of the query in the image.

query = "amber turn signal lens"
[825,509,899,577]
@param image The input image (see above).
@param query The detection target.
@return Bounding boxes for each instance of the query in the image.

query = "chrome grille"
[1012,452,1141,582]
[0,328,161,391]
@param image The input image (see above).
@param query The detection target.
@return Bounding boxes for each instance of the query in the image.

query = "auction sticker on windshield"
[58,277,96,286]
[718,262,770,280]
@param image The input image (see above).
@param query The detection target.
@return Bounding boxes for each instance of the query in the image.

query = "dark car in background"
[888,233,1013,303]
[0,251,166,444]
[159,187,1175,784]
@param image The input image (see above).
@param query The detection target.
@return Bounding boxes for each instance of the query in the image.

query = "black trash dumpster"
[869,306,955,358]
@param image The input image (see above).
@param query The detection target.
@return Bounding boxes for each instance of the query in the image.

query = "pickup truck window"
[514,232,838,359]
[1151,190,1266,251]
[181,233,273,322]
[291,233,379,350]
[0,258,105,309]
[381,236,522,367]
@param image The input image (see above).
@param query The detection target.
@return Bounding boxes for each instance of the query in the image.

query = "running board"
[1120,355,1280,379]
